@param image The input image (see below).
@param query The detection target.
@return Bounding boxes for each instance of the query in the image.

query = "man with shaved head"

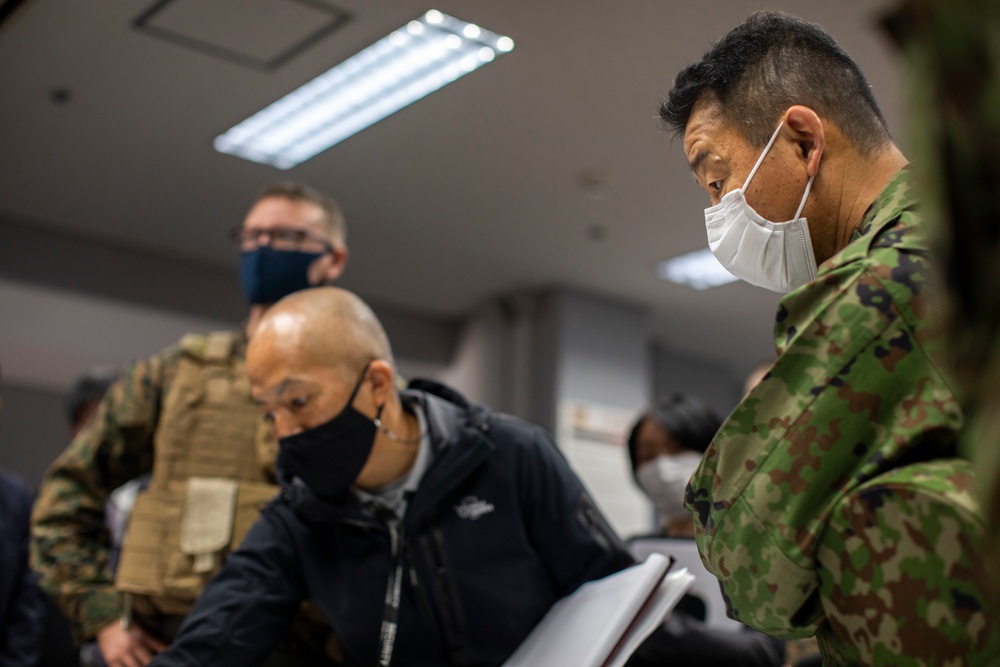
[151,287,635,667]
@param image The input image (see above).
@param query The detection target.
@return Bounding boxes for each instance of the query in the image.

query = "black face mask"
[239,246,325,305]
[277,363,381,501]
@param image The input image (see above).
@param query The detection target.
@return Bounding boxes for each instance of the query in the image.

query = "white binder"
[502,553,695,667]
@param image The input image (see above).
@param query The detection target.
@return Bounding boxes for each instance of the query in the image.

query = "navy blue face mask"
[239,246,325,305]
[277,363,381,501]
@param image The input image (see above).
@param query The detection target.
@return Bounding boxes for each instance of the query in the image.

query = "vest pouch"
[180,477,238,574]
[116,479,228,604]
[117,478,279,616]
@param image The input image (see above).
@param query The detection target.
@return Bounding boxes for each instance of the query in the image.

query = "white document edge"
[501,555,694,667]
[603,568,696,667]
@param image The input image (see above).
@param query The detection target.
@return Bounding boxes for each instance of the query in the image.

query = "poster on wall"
[557,399,653,538]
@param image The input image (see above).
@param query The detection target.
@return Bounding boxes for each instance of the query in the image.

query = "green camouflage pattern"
[816,459,991,665]
[883,0,1000,609]
[30,334,267,641]
[685,170,998,662]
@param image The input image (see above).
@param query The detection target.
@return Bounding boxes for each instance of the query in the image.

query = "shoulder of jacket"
[177,331,242,363]
[480,413,551,453]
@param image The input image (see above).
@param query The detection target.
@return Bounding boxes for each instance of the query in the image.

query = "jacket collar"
[282,384,496,526]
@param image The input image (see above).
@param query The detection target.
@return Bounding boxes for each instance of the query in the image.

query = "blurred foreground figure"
[0,469,44,667]
[0,365,46,667]
[660,10,997,664]
[151,287,634,667]
[32,182,349,667]
[883,0,1000,608]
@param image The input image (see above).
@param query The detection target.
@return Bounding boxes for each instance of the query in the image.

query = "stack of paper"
[502,553,694,667]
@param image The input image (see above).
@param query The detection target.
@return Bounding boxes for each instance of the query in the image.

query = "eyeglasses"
[229,226,334,253]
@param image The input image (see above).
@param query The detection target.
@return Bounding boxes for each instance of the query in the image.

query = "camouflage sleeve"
[686,224,963,638]
[30,346,176,641]
[815,460,998,666]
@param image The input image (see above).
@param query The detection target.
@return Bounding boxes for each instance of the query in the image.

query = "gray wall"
[551,289,652,421]
[651,341,744,421]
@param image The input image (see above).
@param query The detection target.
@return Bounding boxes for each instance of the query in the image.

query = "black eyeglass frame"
[229,226,335,253]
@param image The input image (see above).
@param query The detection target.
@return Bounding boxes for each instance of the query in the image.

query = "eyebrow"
[688,149,711,173]
[272,378,305,400]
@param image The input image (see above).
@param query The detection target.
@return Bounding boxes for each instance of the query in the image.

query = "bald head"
[250,287,394,382]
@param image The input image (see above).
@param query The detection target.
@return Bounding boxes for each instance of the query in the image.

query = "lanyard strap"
[378,516,405,667]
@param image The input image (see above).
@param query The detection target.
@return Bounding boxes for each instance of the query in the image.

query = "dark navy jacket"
[153,381,634,667]
[0,470,46,667]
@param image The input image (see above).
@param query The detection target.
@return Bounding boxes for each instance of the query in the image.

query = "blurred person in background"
[31,182,349,667]
[623,395,785,667]
[65,367,118,438]
[37,367,120,667]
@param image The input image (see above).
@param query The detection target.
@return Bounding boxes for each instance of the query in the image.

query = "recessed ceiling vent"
[133,0,350,70]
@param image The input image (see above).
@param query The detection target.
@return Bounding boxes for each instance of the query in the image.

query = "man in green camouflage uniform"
[31,182,348,667]
[882,0,1000,609]
[659,11,997,665]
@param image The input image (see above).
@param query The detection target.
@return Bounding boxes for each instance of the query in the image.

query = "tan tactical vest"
[116,331,279,617]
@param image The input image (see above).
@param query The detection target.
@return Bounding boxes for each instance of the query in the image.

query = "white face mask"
[704,123,818,293]
[635,452,703,524]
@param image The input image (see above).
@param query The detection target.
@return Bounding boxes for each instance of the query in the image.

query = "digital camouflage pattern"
[685,170,999,663]
[30,334,271,641]
[883,0,1000,608]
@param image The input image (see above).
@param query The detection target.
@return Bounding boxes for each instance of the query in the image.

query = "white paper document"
[502,553,695,667]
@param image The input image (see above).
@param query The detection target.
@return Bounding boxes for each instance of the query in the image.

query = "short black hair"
[661,10,890,153]
[626,394,723,477]
[65,367,117,428]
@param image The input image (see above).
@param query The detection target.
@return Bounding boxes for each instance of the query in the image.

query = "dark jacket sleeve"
[513,420,635,597]
[150,505,307,667]
[0,472,46,667]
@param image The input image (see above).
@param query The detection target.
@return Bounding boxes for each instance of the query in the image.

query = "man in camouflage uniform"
[882,0,1000,609]
[659,11,997,665]
[31,182,348,667]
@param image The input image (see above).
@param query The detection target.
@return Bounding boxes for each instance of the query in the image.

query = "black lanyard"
[377,512,406,666]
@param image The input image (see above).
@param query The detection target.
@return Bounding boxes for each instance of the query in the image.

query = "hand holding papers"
[502,553,695,667]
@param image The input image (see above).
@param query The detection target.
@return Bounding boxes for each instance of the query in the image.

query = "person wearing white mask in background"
[622,395,785,667]
[627,395,718,539]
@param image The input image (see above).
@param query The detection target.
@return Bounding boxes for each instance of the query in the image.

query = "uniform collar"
[815,167,917,277]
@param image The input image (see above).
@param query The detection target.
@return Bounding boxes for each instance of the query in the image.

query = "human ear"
[783,105,825,177]
[314,246,349,284]
[367,360,395,406]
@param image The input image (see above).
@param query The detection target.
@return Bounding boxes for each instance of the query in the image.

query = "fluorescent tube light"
[656,248,739,290]
[214,10,514,169]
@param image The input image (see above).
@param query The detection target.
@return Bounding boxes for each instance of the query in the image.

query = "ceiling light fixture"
[656,248,739,290]
[214,10,514,169]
